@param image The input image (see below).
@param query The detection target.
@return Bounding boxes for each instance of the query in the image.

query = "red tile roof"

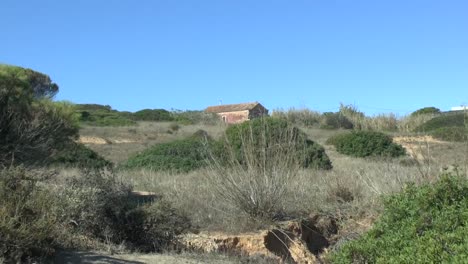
[205,102,262,113]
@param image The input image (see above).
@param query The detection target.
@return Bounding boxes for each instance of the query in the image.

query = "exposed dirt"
[393,136,446,160]
[78,136,137,145]
[178,214,338,264]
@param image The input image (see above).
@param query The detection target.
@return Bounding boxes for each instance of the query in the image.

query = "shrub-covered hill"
[415,112,468,142]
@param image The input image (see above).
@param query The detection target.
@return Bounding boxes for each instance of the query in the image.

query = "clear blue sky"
[1,0,467,115]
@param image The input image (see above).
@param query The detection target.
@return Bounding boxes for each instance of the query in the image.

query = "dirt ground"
[53,250,240,264]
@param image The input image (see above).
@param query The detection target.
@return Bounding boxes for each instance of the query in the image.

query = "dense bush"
[0,167,57,263]
[120,200,192,252]
[331,174,468,263]
[411,106,441,116]
[51,170,191,252]
[133,109,174,121]
[328,131,405,158]
[415,112,466,132]
[430,127,468,142]
[224,117,332,170]
[121,138,215,172]
[320,112,354,130]
[50,142,113,169]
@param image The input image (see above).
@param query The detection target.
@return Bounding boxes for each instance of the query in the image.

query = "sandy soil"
[53,250,238,264]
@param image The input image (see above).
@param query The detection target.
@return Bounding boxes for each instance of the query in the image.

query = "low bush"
[51,170,191,252]
[78,109,136,126]
[133,109,174,121]
[415,112,466,132]
[411,106,441,116]
[430,127,468,142]
[50,142,113,169]
[330,174,468,263]
[328,131,405,158]
[121,138,214,172]
[0,167,57,263]
[224,117,332,170]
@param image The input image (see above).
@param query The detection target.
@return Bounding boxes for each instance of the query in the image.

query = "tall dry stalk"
[206,121,304,219]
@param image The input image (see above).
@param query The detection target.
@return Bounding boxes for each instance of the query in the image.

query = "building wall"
[217,110,250,124]
[248,104,268,119]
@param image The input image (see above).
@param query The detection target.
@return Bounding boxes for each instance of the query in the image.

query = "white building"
[451,106,468,111]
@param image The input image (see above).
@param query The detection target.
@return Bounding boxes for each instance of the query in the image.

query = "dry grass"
[82,121,468,234]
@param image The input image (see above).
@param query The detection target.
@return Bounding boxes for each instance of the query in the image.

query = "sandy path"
[53,250,238,264]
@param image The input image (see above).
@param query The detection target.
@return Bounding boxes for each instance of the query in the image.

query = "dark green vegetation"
[327,131,406,158]
[411,106,441,116]
[224,117,332,170]
[121,138,216,172]
[0,64,110,168]
[77,104,220,126]
[51,142,113,169]
[331,174,468,263]
[77,104,136,126]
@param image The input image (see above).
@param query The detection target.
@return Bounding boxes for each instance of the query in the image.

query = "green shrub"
[320,112,354,130]
[224,117,332,170]
[121,138,214,172]
[0,167,57,262]
[50,142,113,169]
[328,131,405,158]
[330,175,468,263]
[430,127,468,142]
[415,112,466,132]
[0,65,79,166]
[411,106,441,116]
[133,109,174,121]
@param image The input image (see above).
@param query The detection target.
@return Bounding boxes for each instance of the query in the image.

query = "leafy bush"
[50,142,113,169]
[430,127,468,142]
[411,106,441,116]
[121,138,214,172]
[328,131,405,158]
[172,110,220,125]
[320,112,354,130]
[224,117,332,170]
[133,109,174,121]
[0,167,57,263]
[330,174,468,263]
[415,112,466,132]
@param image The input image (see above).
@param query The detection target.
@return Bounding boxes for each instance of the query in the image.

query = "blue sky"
[1,0,467,115]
